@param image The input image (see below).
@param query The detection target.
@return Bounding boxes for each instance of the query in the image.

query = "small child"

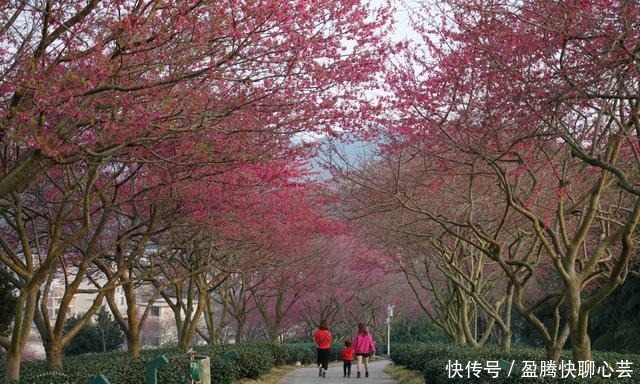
[340,340,355,378]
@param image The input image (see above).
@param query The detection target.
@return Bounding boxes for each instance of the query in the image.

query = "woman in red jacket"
[314,319,332,378]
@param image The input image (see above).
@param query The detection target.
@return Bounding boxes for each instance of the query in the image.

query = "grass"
[384,363,426,384]
[233,365,298,384]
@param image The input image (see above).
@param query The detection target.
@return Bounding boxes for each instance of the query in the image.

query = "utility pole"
[386,304,394,356]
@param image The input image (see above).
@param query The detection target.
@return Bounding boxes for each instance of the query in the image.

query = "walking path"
[279,359,397,384]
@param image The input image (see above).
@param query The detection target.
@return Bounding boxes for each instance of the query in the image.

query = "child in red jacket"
[341,340,355,378]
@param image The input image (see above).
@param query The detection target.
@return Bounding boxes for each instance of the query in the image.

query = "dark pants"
[317,348,330,370]
[343,361,352,377]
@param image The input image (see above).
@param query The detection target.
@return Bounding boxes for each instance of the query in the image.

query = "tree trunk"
[127,328,141,358]
[126,315,141,358]
[178,334,190,351]
[567,284,592,361]
[45,340,63,370]
[546,344,561,361]
[6,330,23,381]
[501,329,512,353]
[123,280,150,358]
[6,288,38,381]
[6,348,22,382]
[457,294,476,347]
[454,320,466,345]
[501,285,513,352]
[178,295,206,351]
[265,321,281,344]
[512,285,569,361]
[203,293,217,345]
[268,329,279,343]
[174,309,186,350]
[236,318,245,342]
[569,314,592,361]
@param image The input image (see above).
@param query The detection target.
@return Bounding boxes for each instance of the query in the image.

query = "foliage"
[0,0,394,380]
[340,0,640,362]
[390,318,448,344]
[0,343,315,384]
[590,274,640,354]
[261,343,315,366]
[391,343,640,383]
[0,266,16,337]
[63,308,125,356]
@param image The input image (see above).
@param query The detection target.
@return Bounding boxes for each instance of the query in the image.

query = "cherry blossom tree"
[0,156,139,371]
[0,0,395,380]
[0,0,394,199]
[327,144,517,349]
[384,0,640,361]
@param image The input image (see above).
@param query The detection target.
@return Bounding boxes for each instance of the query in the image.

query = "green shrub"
[226,344,274,379]
[207,352,239,384]
[261,343,315,366]
[64,308,125,356]
[288,342,347,364]
[0,343,319,384]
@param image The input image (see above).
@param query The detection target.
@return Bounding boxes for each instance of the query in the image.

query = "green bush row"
[391,343,640,383]
[0,343,316,384]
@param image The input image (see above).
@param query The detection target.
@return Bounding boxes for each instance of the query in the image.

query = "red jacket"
[341,346,355,361]
[315,329,332,349]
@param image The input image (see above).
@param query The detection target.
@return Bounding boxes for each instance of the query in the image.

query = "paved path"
[280,359,397,384]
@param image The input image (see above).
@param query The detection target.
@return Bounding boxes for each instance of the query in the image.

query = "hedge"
[391,343,640,383]
[0,343,316,384]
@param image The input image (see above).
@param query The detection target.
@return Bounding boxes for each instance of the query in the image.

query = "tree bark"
[454,317,466,345]
[6,347,22,382]
[546,345,561,362]
[570,329,592,362]
[45,340,63,370]
[266,320,282,344]
[563,247,594,358]
[235,318,246,342]
[567,285,592,361]
[501,285,513,352]
[202,291,217,345]
[176,291,206,351]
[127,327,141,358]
[6,287,38,381]
[458,293,478,347]
[124,283,142,358]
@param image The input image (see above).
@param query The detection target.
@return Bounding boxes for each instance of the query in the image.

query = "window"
[151,306,160,317]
